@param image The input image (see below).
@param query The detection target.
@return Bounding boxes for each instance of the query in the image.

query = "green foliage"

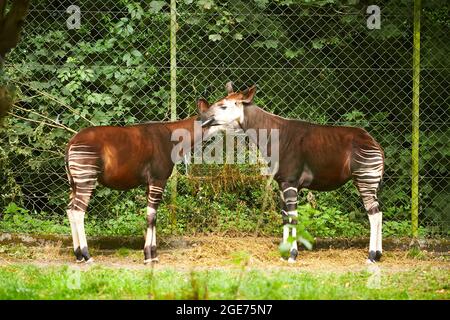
[0,187,436,238]
[1,203,70,234]
[407,246,428,260]
[297,204,367,238]
[278,242,291,258]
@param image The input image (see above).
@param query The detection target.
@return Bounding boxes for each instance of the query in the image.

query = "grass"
[0,264,448,300]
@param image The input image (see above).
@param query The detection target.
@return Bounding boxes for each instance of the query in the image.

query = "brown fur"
[243,104,384,191]
[66,116,202,191]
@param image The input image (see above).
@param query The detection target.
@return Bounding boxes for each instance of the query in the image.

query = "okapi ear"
[225,81,234,94]
[241,85,256,104]
[197,98,210,113]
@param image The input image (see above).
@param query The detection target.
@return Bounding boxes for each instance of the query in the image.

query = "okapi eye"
[220,105,227,110]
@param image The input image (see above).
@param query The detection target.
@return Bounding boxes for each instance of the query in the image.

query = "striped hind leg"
[67,182,96,263]
[143,181,165,264]
[66,145,99,263]
[353,148,384,263]
[67,187,83,262]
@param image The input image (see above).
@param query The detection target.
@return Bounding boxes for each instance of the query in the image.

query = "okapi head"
[199,82,256,130]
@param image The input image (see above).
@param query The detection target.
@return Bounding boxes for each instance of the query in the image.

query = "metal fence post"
[169,0,178,225]
[170,0,177,123]
[411,0,421,238]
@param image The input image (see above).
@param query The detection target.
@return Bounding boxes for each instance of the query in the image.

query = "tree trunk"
[0,0,30,125]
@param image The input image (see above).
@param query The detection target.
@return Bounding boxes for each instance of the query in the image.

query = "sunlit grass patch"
[0,264,448,300]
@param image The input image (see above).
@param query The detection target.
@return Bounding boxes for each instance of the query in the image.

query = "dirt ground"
[0,236,448,273]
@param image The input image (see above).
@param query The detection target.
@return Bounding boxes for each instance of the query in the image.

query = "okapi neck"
[164,116,197,131]
[243,105,285,131]
[165,116,204,148]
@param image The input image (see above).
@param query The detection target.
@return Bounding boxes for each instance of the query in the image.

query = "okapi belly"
[299,169,351,191]
[97,172,145,190]
[304,179,351,191]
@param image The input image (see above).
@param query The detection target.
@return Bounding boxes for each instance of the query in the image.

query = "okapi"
[200,83,385,263]
[65,106,219,264]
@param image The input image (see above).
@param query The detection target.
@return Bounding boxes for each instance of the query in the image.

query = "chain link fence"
[0,0,448,237]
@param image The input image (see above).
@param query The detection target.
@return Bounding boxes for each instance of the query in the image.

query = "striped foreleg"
[280,183,299,263]
[144,183,165,264]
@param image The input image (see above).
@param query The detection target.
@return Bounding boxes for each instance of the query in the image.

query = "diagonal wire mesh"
[0,0,448,238]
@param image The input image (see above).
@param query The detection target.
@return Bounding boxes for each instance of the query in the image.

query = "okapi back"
[243,105,384,191]
[66,117,198,191]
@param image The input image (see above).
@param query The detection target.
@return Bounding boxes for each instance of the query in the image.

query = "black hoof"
[74,247,83,261]
[289,248,298,261]
[80,247,91,261]
[84,257,94,264]
[368,250,377,263]
[375,251,382,262]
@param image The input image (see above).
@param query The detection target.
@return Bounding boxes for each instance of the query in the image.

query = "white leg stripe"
[376,212,383,253]
[72,210,87,249]
[291,226,298,251]
[145,207,156,248]
[368,212,381,253]
[283,225,289,244]
[144,227,153,247]
[151,225,156,247]
[67,210,80,250]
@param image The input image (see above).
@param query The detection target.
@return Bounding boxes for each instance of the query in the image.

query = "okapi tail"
[374,139,385,190]
[65,145,76,209]
[378,142,385,195]
[64,147,73,186]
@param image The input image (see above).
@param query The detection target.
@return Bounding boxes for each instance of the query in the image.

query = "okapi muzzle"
[198,84,253,131]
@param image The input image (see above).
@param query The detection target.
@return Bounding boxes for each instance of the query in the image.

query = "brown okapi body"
[200,84,385,263]
[65,113,213,264]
